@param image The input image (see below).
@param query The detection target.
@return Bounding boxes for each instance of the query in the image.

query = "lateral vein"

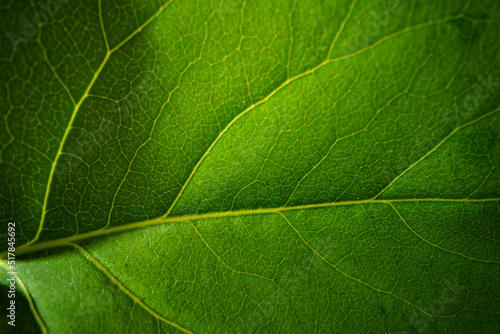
[163,14,465,217]
[0,259,48,334]
[388,202,500,264]
[276,212,442,318]
[28,0,176,247]
[70,243,195,334]
[373,107,500,199]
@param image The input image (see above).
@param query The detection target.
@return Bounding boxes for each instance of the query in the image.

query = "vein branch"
[28,0,176,247]
[373,107,500,199]
[163,14,465,217]
[98,0,110,52]
[0,260,48,334]
[276,212,441,318]
[70,243,194,334]
[388,202,500,264]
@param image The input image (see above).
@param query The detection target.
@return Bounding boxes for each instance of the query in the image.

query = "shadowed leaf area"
[0,269,42,334]
[1,0,500,333]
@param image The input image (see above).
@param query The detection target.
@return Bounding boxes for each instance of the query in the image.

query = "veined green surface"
[0,0,499,333]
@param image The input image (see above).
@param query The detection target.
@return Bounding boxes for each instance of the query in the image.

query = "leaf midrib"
[4,197,498,259]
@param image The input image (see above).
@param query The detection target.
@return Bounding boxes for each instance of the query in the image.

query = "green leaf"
[1,0,500,333]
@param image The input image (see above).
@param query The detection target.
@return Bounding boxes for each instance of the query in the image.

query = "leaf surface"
[1,0,500,333]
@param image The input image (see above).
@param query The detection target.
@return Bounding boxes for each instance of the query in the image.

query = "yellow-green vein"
[70,243,194,334]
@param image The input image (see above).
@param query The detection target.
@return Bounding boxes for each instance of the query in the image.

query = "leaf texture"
[1,0,500,333]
